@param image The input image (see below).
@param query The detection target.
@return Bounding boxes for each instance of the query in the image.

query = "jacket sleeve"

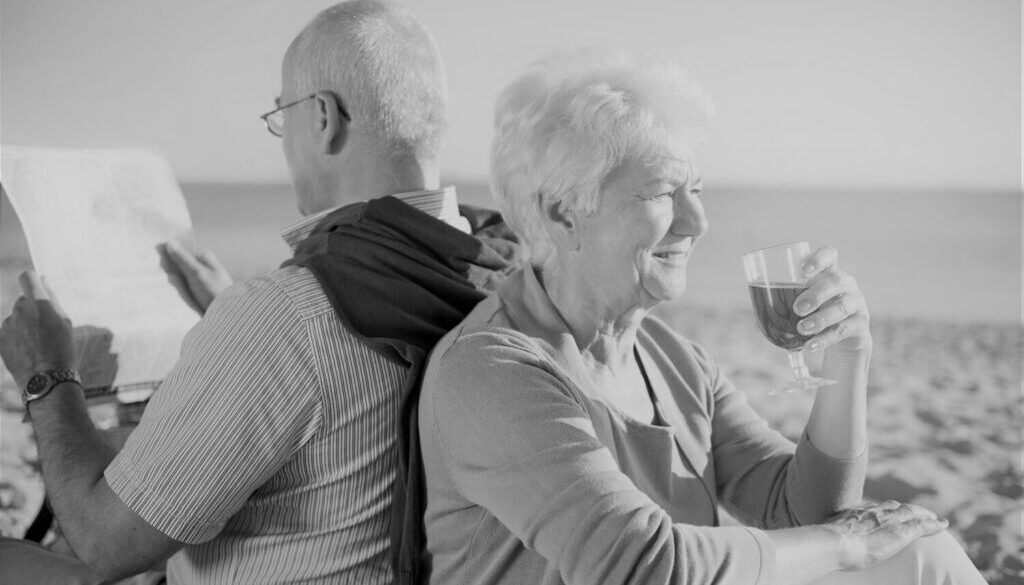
[425,329,776,585]
[690,342,867,528]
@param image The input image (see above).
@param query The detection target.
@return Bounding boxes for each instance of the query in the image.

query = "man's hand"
[824,500,948,571]
[0,271,77,389]
[158,241,233,316]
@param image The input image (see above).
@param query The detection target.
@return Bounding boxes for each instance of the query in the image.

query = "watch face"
[26,373,53,398]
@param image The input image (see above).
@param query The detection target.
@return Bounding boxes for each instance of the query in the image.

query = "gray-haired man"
[0,2,516,583]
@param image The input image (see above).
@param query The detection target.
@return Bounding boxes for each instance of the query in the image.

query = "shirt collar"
[280,186,469,250]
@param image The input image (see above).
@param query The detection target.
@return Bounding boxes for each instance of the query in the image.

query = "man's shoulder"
[212,265,334,323]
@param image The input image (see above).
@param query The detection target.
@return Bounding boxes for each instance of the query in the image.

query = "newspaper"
[0,145,200,404]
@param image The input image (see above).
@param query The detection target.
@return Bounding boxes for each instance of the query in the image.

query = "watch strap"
[24,368,82,404]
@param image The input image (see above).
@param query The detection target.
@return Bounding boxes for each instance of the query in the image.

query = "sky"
[1,0,1021,191]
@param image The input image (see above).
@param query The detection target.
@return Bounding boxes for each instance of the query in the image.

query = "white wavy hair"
[490,48,715,267]
[288,0,448,159]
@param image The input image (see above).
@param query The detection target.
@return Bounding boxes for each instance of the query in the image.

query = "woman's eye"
[654,188,677,199]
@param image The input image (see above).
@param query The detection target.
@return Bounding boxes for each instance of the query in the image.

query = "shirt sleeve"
[692,342,867,528]
[105,275,322,544]
[425,329,776,585]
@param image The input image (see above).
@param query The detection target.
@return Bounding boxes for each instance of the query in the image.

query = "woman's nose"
[671,191,709,238]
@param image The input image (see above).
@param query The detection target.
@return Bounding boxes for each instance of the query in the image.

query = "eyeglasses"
[259,93,352,137]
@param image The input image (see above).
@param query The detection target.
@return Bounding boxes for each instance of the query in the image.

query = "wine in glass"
[742,241,836,394]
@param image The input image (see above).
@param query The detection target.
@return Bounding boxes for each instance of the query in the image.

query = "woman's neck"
[538,265,648,371]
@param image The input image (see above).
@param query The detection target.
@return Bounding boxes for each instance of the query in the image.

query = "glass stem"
[787,350,810,380]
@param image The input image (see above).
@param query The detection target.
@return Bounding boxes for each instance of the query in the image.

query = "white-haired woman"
[417,50,985,585]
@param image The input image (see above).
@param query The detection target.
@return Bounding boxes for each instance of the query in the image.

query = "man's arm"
[28,383,183,579]
[0,272,182,580]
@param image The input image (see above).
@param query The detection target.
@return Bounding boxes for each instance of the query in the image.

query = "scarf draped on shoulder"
[284,195,521,584]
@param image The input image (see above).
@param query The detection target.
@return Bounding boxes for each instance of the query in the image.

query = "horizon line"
[177,180,1023,197]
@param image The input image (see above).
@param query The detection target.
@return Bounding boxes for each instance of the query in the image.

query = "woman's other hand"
[792,246,871,355]
[825,501,948,572]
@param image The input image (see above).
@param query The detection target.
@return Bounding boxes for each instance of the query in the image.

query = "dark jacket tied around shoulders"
[285,196,521,585]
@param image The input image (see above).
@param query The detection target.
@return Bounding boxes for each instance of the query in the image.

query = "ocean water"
[2,182,1021,324]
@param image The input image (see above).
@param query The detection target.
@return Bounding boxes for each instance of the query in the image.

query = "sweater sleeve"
[691,342,867,528]
[426,329,776,585]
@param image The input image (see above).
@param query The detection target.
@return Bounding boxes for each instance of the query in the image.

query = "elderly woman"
[417,50,985,584]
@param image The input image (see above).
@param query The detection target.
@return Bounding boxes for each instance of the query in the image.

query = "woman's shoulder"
[420,296,583,430]
[432,295,550,362]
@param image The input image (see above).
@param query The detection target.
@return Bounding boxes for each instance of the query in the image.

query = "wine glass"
[741,241,836,394]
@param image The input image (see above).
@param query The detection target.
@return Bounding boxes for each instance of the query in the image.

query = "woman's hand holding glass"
[793,245,872,356]
[743,242,871,393]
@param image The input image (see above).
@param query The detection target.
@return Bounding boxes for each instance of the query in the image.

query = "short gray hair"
[490,48,714,267]
[288,0,448,160]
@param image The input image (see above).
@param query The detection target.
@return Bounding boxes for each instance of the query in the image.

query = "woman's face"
[573,157,709,308]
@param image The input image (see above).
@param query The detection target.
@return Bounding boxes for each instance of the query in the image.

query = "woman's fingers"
[800,245,838,279]
[903,514,949,542]
[917,516,950,537]
[803,309,868,351]
[798,291,859,334]
[903,503,939,522]
[895,504,947,541]
[795,269,852,316]
[791,253,872,351]
[865,502,944,530]
[886,503,920,523]
[751,244,873,353]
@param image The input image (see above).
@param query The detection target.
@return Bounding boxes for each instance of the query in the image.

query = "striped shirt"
[106,187,465,584]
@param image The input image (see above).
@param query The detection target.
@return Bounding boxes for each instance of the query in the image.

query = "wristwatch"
[23,368,82,405]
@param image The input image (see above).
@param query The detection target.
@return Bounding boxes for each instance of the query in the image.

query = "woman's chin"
[641,278,688,304]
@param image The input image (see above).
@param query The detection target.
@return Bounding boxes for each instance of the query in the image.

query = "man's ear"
[314,90,348,155]
[538,192,581,252]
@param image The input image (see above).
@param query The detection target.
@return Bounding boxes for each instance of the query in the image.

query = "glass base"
[770,376,836,395]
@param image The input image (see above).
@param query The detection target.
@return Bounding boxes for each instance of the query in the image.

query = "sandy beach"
[654,304,1024,584]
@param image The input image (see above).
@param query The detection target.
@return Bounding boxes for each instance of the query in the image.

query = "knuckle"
[835,297,851,317]
[836,321,850,337]
[842,273,857,288]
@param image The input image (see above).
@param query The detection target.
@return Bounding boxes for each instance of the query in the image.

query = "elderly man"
[0,1,516,583]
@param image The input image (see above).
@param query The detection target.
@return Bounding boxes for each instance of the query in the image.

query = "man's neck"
[311,148,441,214]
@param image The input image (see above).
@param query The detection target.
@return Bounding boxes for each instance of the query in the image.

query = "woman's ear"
[538,192,581,252]
[314,90,348,155]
